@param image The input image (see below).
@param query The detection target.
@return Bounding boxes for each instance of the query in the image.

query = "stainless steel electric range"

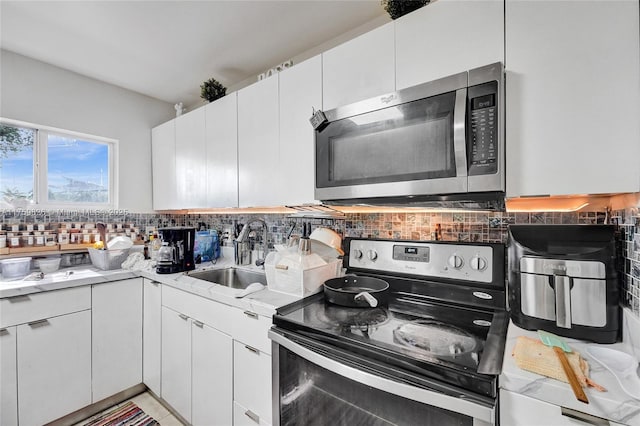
[269,237,508,426]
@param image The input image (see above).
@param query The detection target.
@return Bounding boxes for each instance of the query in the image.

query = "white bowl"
[0,257,32,280]
[36,257,61,273]
[309,228,344,257]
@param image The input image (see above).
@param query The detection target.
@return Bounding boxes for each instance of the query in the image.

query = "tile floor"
[76,391,183,425]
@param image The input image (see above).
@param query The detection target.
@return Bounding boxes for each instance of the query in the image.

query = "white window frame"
[1,118,119,209]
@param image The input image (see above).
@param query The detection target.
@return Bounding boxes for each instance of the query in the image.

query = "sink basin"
[188,267,267,289]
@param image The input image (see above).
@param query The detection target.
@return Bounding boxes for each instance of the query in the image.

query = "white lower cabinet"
[234,401,271,426]
[233,340,272,426]
[92,278,143,402]
[161,287,234,426]
[18,309,92,426]
[161,306,192,422]
[143,279,162,395]
[192,321,233,426]
[500,389,624,426]
[0,326,17,426]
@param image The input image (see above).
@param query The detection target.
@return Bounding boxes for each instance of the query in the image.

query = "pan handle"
[354,291,378,308]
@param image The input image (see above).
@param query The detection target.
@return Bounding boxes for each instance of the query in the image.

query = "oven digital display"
[393,245,429,262]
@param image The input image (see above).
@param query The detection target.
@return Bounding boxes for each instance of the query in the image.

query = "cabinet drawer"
[230,308,272,355]
[0,286,91,328]
[162,285,234,335]
[234,341,272,422]
[233,401,271,426]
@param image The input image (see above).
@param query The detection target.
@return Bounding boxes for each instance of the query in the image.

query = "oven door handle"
[269,329,494,424]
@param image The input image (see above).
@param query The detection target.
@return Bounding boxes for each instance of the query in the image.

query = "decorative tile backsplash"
[2,207,637,318]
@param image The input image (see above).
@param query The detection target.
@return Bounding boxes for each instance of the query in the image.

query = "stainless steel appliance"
[314,63,504,209]
[507,225,619,343]
[156,227,195,274]
[270,238,507,425]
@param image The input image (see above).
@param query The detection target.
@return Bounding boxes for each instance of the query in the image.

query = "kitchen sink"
[188,267,267,289]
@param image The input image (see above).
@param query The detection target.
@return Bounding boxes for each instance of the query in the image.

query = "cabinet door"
[151,119,177,210]
[499,389,624,426]
[92,278,143,402]
[395,0,504,90]
[143,279,162,395]
[278,55,322,206]
[205,93,239,208]
[322,22,395,110]
[161,306,192,423]
[234,341,272,424]
[192,321,233,426]
[234,401,271,426]
[0,327,17,426]
[237,76,280,207]
[505,0,640,197]
[17,310,92,426]
[176,107,207,208]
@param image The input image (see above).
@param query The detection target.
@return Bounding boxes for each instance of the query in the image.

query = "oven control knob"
[352,249,363,259]
[470,256,487,271]
[447,255,464,269]
[367,250,378,261]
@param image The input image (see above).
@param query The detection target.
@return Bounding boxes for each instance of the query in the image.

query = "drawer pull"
[244,409,260,423]
[193,320,204,328]
[245,345,260,354]
[150,280,160,286]
[561,407,609,425]
[178,313,189,321]
[28,319,49,328]
[8,295,30,303]
[243,310,259,319]
[0,328,9,336]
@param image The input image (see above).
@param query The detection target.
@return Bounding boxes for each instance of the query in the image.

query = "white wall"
[0,49,174,212]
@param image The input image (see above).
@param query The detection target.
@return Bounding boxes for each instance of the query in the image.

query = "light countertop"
[501,314,640,425]
[0,250,301,317]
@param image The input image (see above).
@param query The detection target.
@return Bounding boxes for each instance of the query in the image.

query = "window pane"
[0,124,35,207]
[47,134,109,203]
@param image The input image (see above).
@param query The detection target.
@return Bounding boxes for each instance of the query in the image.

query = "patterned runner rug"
[83,401,160,426]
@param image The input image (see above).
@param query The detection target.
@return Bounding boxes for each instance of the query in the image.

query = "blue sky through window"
[47,134,109,203]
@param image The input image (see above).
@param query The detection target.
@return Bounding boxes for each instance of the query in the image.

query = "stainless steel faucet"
[235,219,268,267]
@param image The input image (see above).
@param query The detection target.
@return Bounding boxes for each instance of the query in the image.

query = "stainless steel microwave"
[315,63,504,209]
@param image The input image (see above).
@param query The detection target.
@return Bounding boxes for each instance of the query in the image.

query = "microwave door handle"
[453,87,468,177]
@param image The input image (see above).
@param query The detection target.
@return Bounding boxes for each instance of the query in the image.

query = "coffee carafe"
[156,227,195,274]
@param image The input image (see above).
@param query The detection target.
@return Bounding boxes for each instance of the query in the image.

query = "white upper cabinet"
[278,55,322,206]
[505,0,640,197]
[175,107,207,208]
[323,22,395,110]
[237,75,280,208]
[151,120,177,210]
[395,0,504,90]
[205,93,239,208]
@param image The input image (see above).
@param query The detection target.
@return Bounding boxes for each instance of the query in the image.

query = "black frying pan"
[323,276,389,308]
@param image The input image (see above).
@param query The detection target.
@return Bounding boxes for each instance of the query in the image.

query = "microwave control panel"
[468,81,498,176]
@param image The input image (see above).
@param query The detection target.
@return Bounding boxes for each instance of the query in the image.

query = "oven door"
[269,328,495,426]
[315,72,469,202]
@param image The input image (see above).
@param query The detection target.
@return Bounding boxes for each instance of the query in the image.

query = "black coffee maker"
[156,227,195,274]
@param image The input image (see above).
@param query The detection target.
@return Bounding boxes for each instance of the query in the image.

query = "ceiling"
[0,1,389,108]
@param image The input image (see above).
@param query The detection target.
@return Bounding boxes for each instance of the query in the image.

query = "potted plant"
[200,78,227,102]
[381,0,430,20]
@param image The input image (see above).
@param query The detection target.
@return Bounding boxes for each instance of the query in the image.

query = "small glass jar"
[0,232,7,249]
[58,232,70,244]
[44,232,56,246]
[21,232,34,247]
[81,230,92,244]
[33,231,45,247]
[8,233,21,248]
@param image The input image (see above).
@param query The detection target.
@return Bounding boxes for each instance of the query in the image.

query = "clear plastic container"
[88,248,130,270]
[0,257,32,280]
[36,257,61,273]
